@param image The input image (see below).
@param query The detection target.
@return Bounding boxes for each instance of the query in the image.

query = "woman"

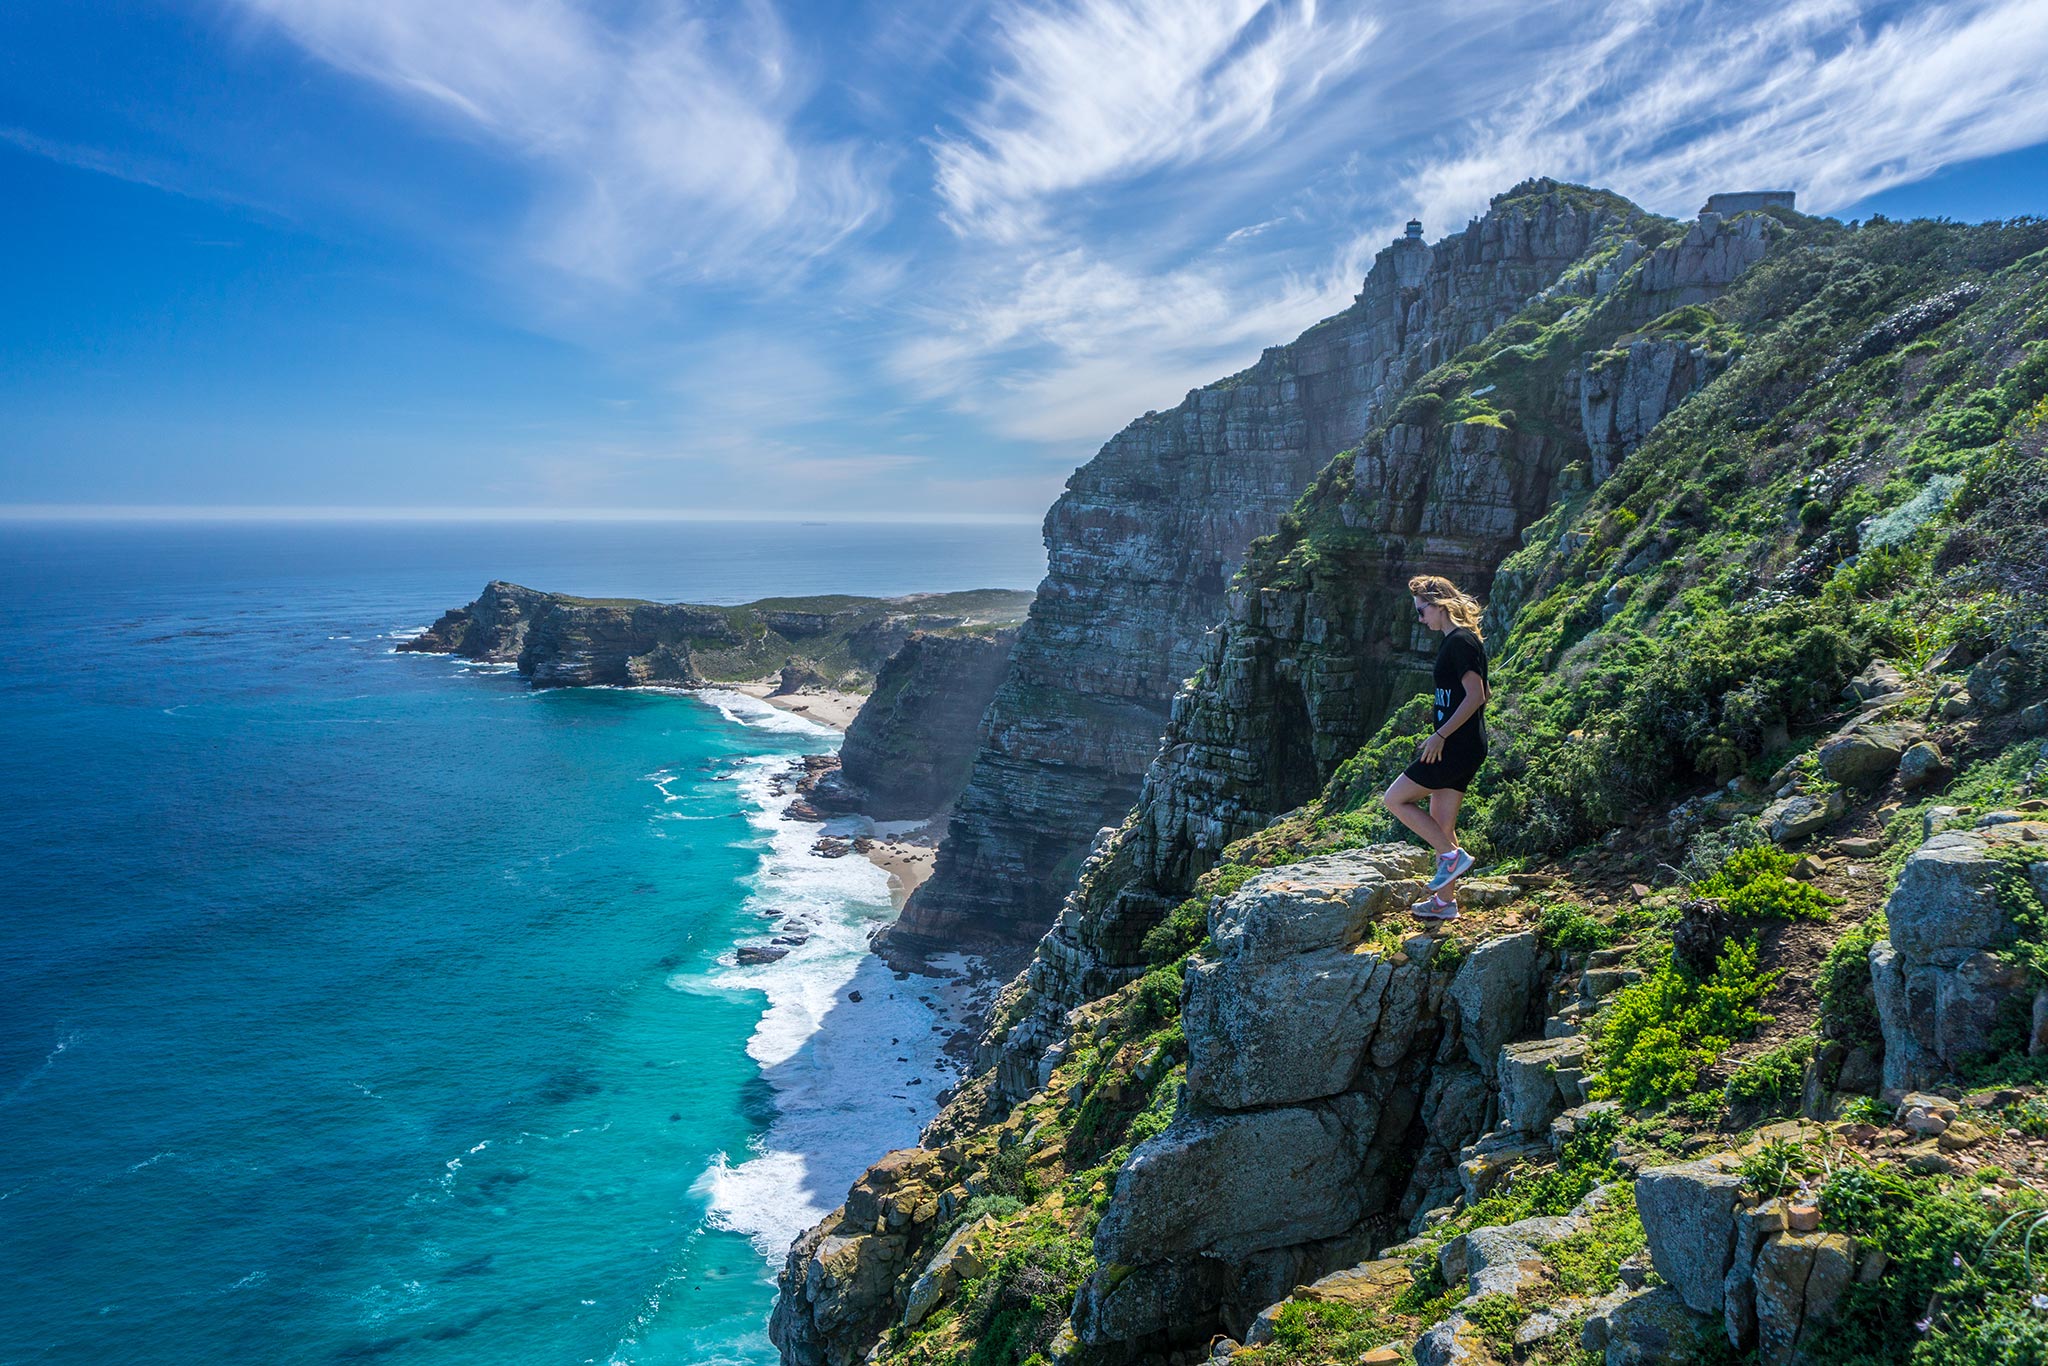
[1382,574,1490,921]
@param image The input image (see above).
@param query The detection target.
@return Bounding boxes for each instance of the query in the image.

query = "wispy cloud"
[1402,0,2048,236]
[230,0,886,288]
[931,0,1382,240]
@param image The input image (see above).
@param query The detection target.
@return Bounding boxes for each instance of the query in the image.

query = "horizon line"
[0,504,1045,526]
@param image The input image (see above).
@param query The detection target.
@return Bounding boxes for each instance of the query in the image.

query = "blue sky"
[4,0,2048,521]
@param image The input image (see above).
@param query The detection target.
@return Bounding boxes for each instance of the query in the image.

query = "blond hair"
[1408,574,1484,641]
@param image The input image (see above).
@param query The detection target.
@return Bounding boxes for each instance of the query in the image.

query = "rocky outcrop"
[809,630,1020,821]
[884,181,1674,958]
[965,201,1792,1091]
[1071,848,1551,1354]
[400,580,557,661]
[1578,339,1726,484]
[769,1148,948,1366]
[1871,814,2048,1092]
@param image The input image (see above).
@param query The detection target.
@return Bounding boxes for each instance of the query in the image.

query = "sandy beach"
[859,829,941,910]
[730,678,866,731]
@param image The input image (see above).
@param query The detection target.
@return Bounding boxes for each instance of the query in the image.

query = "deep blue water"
[0,521,1044,1366]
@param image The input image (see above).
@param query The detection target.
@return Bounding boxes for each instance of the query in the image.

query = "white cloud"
[932,0,1382,240]
[1401,0,2048,232]
[230,0,886,287]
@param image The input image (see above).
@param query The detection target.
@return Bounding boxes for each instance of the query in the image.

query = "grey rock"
[1637,1159,1746,1314]
[1897,740,1950,791]
[1208,849,1429,960]
[1875,820,2047,1091]
[1754,1231,1858,1366]
[1449,931,1542,1075]
[1597,1286,1721,1365]
[1763,792,1843,843]
[1413,1313,1485,1366]
[1498,1036,1587,1134]
[1092,1098,1375,1263]
[1183,946,1396,1109]
[1841,660,1907,702]
[1818,722,1919,786]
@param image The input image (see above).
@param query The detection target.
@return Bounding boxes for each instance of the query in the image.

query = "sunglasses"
[1415,604,1429,618]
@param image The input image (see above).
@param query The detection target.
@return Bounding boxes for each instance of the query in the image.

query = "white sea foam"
[679,748,985,1265]
[694,688,842,741]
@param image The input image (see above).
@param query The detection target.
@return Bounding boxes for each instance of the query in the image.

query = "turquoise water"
[0,522,1044,1366]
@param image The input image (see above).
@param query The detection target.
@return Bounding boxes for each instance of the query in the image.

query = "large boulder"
[1636,1159,1746,1314]
[1587,1286,1722,1365]
[1753,1231,1858,1366]
[1817,721,1920,786]
[1092,1096,1377,1264]
[1449,930,1543,1076]
[1873,820,2048,1091]
[1207,848,1429,959]
[1762,791,1844,843]
[1185,848,1439,1109]
[1184,949,1400,1108]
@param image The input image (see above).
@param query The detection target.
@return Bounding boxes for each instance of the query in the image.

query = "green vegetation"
[1819,916,1887,1048]
[1813,1164,2048,1365]
[1693,845,1842,921]
[1724,1035,1815,1112]
[1591,939,1778,1108]
[1537,901,1617,953]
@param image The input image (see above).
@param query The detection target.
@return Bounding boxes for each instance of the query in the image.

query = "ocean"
[0,520,1046,1366]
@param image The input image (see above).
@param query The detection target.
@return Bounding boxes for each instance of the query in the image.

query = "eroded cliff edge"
[771,193,2048,1366]
[885,180,1750,959]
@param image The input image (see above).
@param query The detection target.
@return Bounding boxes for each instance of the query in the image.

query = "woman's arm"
[1417,670,1489,761]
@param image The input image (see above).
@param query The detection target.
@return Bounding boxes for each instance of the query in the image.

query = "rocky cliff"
[773,196,2048,1366]
[809,628,1021,821]
[402,583,1031,690]
[887,180,1694,958]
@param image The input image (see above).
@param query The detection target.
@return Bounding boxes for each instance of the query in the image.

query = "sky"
[4,0,2048,522]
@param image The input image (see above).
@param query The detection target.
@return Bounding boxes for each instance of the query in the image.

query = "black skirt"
[1403,747,1484,793]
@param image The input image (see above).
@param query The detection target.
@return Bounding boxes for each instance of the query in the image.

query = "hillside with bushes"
[771,186,2048,1366]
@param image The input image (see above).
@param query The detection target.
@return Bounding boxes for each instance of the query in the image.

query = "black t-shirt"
[1432,627,1489,759]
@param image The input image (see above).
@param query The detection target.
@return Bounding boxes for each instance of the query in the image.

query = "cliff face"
[772,200,2048,1366]
[814,629,1020,821]
[402,584,1033,689]
[886,180,1666,956]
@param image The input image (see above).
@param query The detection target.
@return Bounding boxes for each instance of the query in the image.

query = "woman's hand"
[1418,731,1446,763]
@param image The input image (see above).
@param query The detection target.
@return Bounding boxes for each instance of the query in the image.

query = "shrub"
[1592,939,1777,1109]
[1725,1036,1814,1113]
[1463,1294,1529,1357]
[959,1231,1094,1366]
[1811,1166,2048,1365]
[1539,902,1617,953]
[1819,916,1885,1047]
[1694,844,1842,921]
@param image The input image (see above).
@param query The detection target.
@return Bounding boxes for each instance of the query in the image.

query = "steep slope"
[773,201,2048,1366]
[887,180,1670,958]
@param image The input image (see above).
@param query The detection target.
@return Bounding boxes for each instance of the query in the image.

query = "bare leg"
[1431,788,1468,890]
[1383,774,1454,855]
[1430,789,1465,853]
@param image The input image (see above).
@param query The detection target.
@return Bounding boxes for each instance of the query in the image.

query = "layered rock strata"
[808,629,1020,821]
[974,198,1787,1094]
[887,180,1679,957]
